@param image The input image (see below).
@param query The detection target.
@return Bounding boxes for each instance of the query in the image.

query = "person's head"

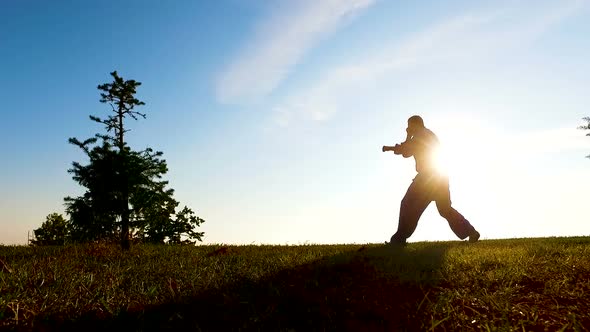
[406,115,424,136]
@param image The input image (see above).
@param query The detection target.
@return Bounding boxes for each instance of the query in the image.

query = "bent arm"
[396,132,417,158]
[397,131,414,157]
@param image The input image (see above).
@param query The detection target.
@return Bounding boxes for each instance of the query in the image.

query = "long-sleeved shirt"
[397,127,440,174]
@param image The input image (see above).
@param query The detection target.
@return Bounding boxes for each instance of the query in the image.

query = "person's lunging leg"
[390,179,431,244]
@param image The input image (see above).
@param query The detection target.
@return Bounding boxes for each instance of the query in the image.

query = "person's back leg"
[436,202,478,240]
[390,179,431,244]
[434,182,479,241]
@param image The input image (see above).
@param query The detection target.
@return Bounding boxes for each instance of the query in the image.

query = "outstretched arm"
[382,143,409,156]
[382,145,398,152]
[382,130,414,157]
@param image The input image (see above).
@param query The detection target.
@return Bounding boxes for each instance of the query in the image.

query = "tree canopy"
[64,140,204,244]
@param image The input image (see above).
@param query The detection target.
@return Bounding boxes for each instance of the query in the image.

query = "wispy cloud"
[216,0,376,104]
[271,0,587,127]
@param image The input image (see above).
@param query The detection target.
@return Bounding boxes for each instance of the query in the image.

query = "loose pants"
[391,172,476,243]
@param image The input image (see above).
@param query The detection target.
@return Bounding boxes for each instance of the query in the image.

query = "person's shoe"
[468,230,480,243]
[385,240,407,247]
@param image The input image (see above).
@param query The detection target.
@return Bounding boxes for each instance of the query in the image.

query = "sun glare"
[432,145,451,176]
[430,117,501,181]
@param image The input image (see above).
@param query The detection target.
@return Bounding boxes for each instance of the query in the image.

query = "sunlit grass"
[1,237,589,330]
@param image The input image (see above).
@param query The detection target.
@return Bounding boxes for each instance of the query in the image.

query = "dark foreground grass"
[1,237,589,331]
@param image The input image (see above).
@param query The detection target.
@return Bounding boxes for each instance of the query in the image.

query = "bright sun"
[432,146,451,176]
[429,117,500,180]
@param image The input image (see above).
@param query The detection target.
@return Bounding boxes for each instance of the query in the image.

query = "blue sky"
[1,0,589,245]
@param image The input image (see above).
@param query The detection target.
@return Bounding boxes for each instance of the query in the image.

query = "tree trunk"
[121,188,130,250]
[118,109,130,250]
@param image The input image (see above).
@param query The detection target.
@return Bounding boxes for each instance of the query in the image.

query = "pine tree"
[65,71,205,247]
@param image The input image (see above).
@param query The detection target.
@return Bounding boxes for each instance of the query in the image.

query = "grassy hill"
[1,237,589,331]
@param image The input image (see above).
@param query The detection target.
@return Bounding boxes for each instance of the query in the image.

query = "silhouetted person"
[382,115,480,245]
